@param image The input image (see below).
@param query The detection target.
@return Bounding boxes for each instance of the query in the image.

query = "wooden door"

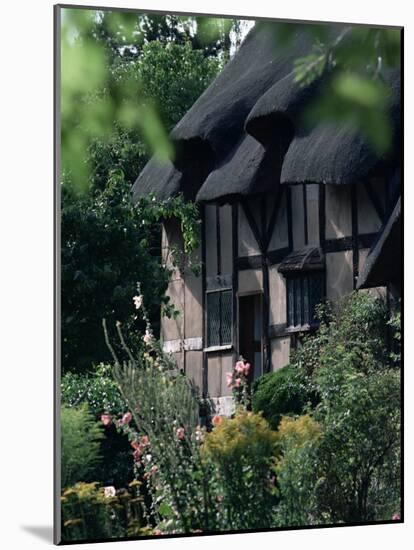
[238,294,263,380]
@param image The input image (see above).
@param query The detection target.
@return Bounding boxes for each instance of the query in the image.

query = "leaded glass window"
[206,289,232,347]
[286,271,325,328]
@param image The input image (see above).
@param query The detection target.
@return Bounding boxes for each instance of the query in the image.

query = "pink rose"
[143,329,153,344]
[140,435,150,447]
[100,413,112,426]
[176,427,185,440]
[235,361,245,374]
[226,372,233,388]
[133,448,142,462]
[212,415,222,427]
[144,465,158,478]
[234,377,242,388]
[392,513,401,520]
[243,362,251,375]
[121,411,132,425]
[153,529,162,536]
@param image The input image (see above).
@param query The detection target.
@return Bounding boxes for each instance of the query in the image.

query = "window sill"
[203,344,233,353]
[285,323,319,334]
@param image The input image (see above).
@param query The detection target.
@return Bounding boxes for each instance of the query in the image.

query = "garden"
[61,290,401,541]
[59,8,401,542]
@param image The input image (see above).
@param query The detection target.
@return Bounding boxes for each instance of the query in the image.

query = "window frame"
[205,286,233,350]
[285,270,325,330]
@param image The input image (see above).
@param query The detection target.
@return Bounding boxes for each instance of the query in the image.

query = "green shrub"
[314,367,401,523]
[273,293,401,524]
[62,364,134,488]
[274,415,322,527]
[203,410,279,530]
[61,405,104,488]
[61,363,126,416]
[252,365,311,429]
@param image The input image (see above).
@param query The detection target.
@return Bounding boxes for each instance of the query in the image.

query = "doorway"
[238,293,263,380]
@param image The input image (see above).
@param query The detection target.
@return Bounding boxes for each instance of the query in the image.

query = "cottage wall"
[160,175,389,409]
[161,218,204,389]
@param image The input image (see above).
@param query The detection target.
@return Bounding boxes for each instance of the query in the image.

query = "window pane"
[309,272,325,323]
[207,292,220,346]
[220,289,232,345]
[287,278,294,327]
[294,277,302,326]
[303,275,310,325]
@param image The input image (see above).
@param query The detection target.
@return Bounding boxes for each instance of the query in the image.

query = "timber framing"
[351,184,359,289]
[231,203,239,358]
[201,205,208,398]
[364,180,387,224]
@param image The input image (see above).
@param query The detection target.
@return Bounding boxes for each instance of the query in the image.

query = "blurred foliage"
[61,9,227,373]
[287,24,401,153]
[61,404,104,488]
[61,481,150,542]
[60,8,239,193]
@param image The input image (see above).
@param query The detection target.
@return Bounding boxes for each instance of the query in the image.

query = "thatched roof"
[196,132,289,203]
[357,198,401,289]
[132,23,401,203]
[131,158,182,203]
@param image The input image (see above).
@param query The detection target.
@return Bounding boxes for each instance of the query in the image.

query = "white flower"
[104,486,116,498]
[143,329,153,345]
[133,295,143,310]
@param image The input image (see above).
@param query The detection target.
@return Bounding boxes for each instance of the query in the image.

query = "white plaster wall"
[271,337,290,371]
[238,204,260,256]
[291,185,305,249]
[326,250,353,302]
[205,204,218,277]
[325,185,352,239]
[307,184,320,245]
[269,265,287,325]
[238,268,263,294]
[220,204,233,274]
[357,185,382,234]
[267,193,289,251]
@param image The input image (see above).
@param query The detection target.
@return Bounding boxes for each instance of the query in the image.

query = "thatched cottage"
[132,22,402,414]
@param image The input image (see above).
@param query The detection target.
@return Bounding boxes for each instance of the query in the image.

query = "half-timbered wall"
[160,174,390,408]
[161,217,204,387]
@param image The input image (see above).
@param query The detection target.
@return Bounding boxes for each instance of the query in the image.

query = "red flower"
[120,411,132,425]
[133,448,142,462]
[212,415,222,427]
[235,361,245,374]
[100,414,112,426]
[176,427,185,440]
